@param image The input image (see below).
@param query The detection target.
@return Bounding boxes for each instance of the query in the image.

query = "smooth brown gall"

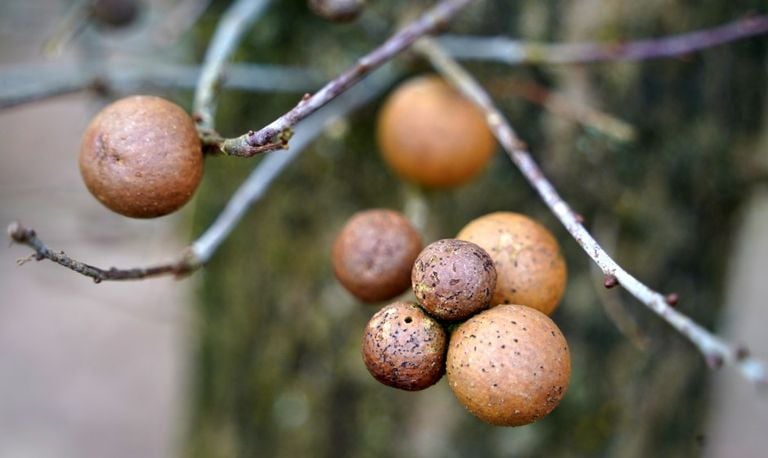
[332,209,422,302]
[377,75,496,188]
[446,304,571,426]
[79,95,203,218]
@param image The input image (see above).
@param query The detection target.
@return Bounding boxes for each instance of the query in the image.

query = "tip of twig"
[604,274,619,289]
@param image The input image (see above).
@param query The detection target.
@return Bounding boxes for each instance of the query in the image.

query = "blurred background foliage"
[185,0,767,456]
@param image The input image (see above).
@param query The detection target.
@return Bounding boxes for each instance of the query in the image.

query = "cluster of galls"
[332,209,571,427]
[330,74,571,427]
[76,68,570,427]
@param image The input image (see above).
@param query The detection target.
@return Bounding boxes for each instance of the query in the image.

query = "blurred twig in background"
[439,14,768,64]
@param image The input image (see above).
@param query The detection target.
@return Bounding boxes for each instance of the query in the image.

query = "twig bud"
[665,293,680,306]
[736,346,750,361]
[603,274,619,289]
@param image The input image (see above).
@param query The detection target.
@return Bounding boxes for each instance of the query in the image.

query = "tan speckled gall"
[457,212,567,315]
[446,304,571,426]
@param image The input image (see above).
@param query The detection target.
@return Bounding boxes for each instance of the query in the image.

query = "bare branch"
[218,0,477,158]
[0,67,90,109]
[7,221,198,282]
[439,14,768,65]
[416,37,768,386]
[193,0,272,134]
[6,67,397,281]
[0,61,320,110]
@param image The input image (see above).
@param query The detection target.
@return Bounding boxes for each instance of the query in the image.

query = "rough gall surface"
[332,209,422,302]
[457,212,567,315]
[412,238,497,321]
[79,95,203,218]
[362,301,447,391]
[446,304,571,426]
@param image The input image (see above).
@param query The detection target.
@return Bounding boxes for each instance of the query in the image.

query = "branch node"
[278,128,293,146]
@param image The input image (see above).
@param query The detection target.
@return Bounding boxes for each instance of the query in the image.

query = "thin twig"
[42,0,90,58]
[488,77,636,142]
[6,68,398,281]
[415,37,768,386]
[0,61,320,110]
[439,14,768,65]
[218,0,477,157]
[193,0,272,135]
[6,222,198,282]
[153,0,213,45]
